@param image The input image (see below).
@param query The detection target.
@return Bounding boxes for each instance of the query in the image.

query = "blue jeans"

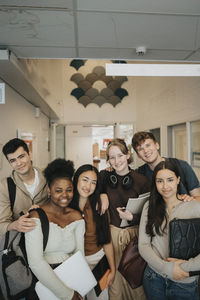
[143,265,199,300]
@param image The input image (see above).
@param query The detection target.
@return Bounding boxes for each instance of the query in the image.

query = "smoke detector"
[136,46,147,56]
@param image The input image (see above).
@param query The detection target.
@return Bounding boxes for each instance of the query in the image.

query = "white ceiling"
[1,0,200,61]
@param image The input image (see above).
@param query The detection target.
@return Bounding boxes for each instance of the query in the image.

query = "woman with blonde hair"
[100,138,151,300]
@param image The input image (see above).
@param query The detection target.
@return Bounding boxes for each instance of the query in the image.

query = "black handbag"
[169,218,200,276]
[118,236,147,289]
[92,255,110,296]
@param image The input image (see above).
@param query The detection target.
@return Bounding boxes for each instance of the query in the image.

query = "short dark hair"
[2,138,29,159]
[132,131,157,152]
[43,158,75,187]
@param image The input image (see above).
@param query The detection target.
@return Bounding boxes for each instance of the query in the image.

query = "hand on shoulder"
[28,209,40,219]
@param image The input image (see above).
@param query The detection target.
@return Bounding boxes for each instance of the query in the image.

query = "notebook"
[120,192,150,227]
[35,251,97,300]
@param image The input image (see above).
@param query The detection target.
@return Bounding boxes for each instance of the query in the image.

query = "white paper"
[35,251,97,300]
[120,192,150,227]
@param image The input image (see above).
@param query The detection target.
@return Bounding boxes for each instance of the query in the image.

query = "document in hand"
[35,251,97,300]
[120,192,150,227]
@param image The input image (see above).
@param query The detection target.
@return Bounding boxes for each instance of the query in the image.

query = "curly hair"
[43,158,75,187]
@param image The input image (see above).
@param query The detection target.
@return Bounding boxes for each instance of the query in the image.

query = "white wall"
[65,125,93,170]
[0,81,50,180]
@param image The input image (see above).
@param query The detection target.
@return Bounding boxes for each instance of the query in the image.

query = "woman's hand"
[116,207,133,221]
[105,166,113,172]
[99,194,109,215]
[107,269,115,287]
[179,194,194,202]
[167,257,189,280]
[71,291,83,300]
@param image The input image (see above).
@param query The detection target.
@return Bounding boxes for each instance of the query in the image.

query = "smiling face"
[48,178,73,208]
[136,138,161,166]
[155,168,180,201]
[7,146,32,176]
[77,170,97,200]
[108,145,130,175]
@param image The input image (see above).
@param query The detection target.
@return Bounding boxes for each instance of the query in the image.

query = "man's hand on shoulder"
[7,212,36,233]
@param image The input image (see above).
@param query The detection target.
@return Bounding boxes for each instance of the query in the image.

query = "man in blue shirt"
[132,131,200,201]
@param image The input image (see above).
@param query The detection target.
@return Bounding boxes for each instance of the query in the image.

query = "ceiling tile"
[0,0,74,9]
[0,10,75,46]
[77,0,200,14]
[78,12,197,50]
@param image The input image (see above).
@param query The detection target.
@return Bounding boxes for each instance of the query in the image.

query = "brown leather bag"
[118,236,146,289]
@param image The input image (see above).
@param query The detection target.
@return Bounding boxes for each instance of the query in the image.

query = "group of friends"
[0,131,200,300]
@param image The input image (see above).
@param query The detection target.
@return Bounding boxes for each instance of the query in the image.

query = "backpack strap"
[7,177,16,212]
[30,208,49,251]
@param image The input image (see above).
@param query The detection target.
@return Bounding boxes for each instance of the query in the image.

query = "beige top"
[0,167,48,238]
[25,218,85,300]
[139,200,200,283]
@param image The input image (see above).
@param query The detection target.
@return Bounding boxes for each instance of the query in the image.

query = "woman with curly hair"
[25,159,85,300]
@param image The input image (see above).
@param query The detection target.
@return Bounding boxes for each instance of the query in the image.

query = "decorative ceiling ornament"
[70,73,84,84]
[70,62,128,107]
[112,60,127,64]
[70,59,87,70]
[85,88,99,99]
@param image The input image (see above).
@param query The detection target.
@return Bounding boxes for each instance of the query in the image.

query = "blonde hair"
[106,138,132,164]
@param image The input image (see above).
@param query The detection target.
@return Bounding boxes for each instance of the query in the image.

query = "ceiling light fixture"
[106,63,200,77]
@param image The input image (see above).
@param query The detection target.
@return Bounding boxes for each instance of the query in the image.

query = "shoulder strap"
[7,177,16,212]
[3,231,10,250]
[30,208,49,251]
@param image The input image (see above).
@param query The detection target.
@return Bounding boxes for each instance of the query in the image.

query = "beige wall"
[134,76,200,166]
[19,59,64,119]
[135,77,200,130]
[0,81,50,180]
